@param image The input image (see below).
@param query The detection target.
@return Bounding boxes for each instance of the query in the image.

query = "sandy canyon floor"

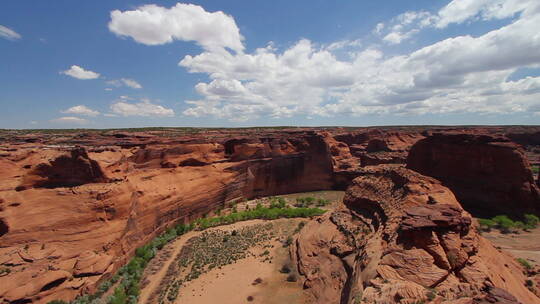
[483,226,540,268]
[138,191,344,304]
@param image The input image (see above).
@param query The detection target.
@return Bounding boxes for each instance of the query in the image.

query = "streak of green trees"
[478,213,539,233]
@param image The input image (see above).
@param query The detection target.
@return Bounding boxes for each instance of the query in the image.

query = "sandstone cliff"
[0,130,340,303]
[407,133,540,216]
[293,165,540,303]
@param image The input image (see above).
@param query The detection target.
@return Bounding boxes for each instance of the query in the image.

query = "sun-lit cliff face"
[0,126,539,303]
[294,165,539,303]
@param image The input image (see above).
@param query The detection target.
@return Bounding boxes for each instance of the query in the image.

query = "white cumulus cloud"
[0,25,21,40]
[108,3,244,52]
[61,105,100,116]
[110,0,540,121]
[61,65,100,80]
[110,98,175,117]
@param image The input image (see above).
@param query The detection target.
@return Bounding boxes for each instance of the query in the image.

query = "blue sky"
[1,0,539,129]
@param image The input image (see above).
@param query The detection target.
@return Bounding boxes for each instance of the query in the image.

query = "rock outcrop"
[407,133,540,216]
[293,165,540,303]
[335,130,424,166]
[17,147,107,190]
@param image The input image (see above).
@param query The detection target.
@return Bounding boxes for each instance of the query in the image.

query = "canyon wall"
[0,130,342,303]
[407,133,540,216]
[0,127,539,303]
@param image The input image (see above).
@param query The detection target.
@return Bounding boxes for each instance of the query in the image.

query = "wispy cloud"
[0,25,21,40]
[107,78,142,89]
[51,116,89,124]
[61,105,100,116]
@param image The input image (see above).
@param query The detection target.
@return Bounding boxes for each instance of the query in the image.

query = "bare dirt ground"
[140,219,270,304]
[482,226,540,267]
[175,220,308,304]
[139,231,197,304]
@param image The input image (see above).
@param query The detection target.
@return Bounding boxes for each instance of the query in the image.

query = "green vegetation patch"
[192,204,325,230]
[478,213,539,233]
[517,258,533,270]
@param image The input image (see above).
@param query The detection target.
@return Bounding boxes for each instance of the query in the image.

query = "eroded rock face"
[294,165,540,303]
[335,130,425,166]
[18,147,107,190]
[407,133,540,216]
[0,130,341,303]
[1,270,71,303]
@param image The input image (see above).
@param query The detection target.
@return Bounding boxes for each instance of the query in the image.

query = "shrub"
[524,214,540,230]
[426,288,437,301]
[353,292,363,304]
[492,215,515,233]
[270,197,287,208]
[280,264,291,273]
[295,221,306,233]
[478,218,495,231]
[126,281,140,298]
[517,258,533,270]
[283,236,293,247]
[0,267,10,275]
[294,198,306,208]
[286,273,298,282]
[295,197,316,207]
[109,286,127,304]
[175,223,191,235]
[316,198,330,207]
[47,301,68,304]
[514,221,526,231]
